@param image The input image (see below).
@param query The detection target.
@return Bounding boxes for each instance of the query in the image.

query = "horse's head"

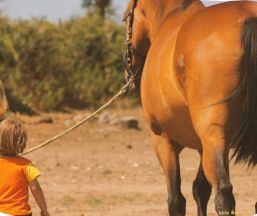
[0,81,8,120]
[123,0,151,88]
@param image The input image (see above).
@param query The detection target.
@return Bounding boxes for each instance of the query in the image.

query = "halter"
[123,0,141,83]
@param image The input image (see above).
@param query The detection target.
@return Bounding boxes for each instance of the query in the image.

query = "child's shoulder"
[15,156,32,165]
[0,155,32,165]
[16,156,31,163]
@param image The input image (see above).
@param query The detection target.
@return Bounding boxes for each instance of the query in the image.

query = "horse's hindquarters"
[140,33,202,150]
[174,2,257,142]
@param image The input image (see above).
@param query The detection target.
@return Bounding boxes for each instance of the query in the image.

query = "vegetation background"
[0,0,130,112]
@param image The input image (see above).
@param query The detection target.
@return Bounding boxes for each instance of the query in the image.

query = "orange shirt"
[0,156,40,215]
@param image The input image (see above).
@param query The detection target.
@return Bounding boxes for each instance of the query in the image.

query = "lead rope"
[22,0,139,156]
[21,78,134,156]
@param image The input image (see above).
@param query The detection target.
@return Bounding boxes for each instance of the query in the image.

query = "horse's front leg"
[151,131,186,216]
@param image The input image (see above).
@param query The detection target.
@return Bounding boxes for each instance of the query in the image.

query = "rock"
[126,144,133,149]
[63,120,72,126]
[38,116,54,124]
[98,112,119,124]
[98,112,111,124]
[73,114,84,121]
[133,163,139,168]
[98,113,139,129]
[120,117,139,129]
[71,179,78,183]
[70,165,79,171]
[120,175,126,180]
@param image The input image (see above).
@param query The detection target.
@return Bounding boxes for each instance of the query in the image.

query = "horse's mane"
[124,0,194,16]
[183,0,194,9]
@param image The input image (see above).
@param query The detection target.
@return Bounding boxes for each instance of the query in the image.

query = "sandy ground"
[16,107,256,216]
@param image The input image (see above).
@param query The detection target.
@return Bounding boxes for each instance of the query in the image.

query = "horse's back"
[176,1,257,56]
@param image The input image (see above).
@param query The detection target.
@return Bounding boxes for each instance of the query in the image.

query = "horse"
[123,0,257,215]
[0,81,7,119]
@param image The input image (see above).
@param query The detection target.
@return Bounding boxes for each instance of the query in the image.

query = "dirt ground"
[16,107,256,216]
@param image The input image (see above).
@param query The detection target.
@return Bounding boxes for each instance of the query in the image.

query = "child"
[0,119,49,216]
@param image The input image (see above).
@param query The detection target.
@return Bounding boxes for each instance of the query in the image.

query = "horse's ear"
[0,80,8,115]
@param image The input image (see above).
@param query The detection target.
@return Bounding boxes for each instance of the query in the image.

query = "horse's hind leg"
[200,130,235,216]
[193,151,212,216]
[187,74,237,215]
[151,132,186,216]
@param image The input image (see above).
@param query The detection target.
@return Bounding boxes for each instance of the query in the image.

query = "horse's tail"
[231,17,257,166]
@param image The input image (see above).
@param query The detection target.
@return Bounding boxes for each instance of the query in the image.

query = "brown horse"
[124,0,257,215]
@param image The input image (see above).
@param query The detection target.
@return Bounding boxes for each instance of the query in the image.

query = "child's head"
[0,119,27,156]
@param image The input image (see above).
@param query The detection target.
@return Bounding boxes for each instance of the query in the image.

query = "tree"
[82,0,111,18]
[0,0,4,13]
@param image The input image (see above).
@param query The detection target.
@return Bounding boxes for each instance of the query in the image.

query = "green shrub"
[0,14,127,112]
[63,14,125,107]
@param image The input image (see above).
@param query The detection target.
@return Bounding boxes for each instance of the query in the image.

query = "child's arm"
[29,179,49,216]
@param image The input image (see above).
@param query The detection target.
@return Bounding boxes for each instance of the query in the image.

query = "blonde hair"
[0,119,27,156]
[0,80,8,116]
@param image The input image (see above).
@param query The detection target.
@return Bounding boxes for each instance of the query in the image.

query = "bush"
[0,14,126,112]
[62,14,125,107]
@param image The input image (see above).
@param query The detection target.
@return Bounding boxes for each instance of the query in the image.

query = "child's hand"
[41,210,50,216]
